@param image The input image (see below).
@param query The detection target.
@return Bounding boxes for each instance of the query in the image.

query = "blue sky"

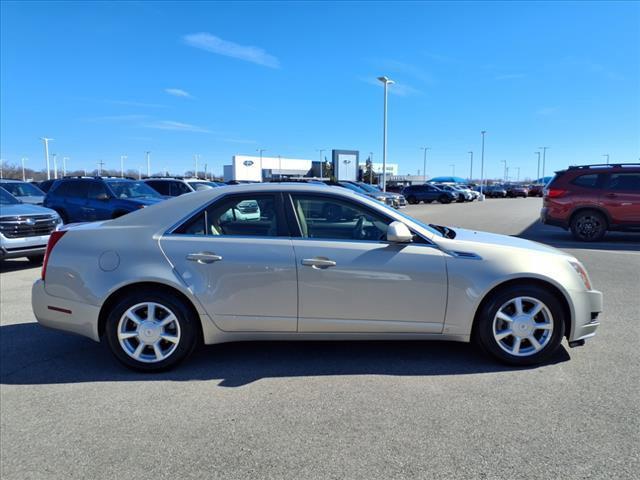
[1,1,639,180]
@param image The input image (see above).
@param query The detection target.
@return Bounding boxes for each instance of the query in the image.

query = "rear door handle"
[301,258,336,269]
[186,252,223,264]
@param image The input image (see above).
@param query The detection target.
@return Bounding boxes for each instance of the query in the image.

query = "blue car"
[44,177,165,223]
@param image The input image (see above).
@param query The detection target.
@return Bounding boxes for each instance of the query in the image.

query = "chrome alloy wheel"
[492,296,554,357]
[117,302,181,363]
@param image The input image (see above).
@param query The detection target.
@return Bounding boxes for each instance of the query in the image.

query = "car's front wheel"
[439,195,451,204]
[474,285,565,366]
[105,290,199,371]
[406,195,418,205]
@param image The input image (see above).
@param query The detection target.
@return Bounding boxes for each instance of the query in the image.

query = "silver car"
[0,179,46,205]
[32,183,602,371]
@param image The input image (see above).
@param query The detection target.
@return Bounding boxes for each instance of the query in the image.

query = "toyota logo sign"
[243,160,254,166]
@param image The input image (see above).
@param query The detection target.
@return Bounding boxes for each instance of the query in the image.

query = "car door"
[159,192,298,332]
[86,181,113,220]
[602,172,640,224]
[288,193,448,333]
[60,180,90,222]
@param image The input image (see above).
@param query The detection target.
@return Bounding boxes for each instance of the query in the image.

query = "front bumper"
[0,233,50,259]
[568,289,603,342]
[32,279,101,341]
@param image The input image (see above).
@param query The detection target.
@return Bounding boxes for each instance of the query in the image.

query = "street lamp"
[21,157,27,181]
[377,76,394,191]
[63,156,68,177]
[479,131,486,201]
[316,149,326,178]
[468,151,473,182]
[145,151,151,177]
[52,154,58,179]
[535,151,541,182]
[420,146,430,183]
[602,154,610,165]
[194,154,200,178]
[539,146,549,180]
[120,155,127,178]
[40,137,54,180]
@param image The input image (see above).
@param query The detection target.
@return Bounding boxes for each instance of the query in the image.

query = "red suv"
[541,163,640,241]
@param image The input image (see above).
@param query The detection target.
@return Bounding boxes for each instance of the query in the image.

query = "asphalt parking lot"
[1,198,639,480]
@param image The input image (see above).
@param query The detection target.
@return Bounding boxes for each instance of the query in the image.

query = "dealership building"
[223,150,398,183]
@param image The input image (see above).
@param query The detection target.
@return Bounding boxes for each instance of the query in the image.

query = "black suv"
[44,177,165,223]
[401,184,457,204]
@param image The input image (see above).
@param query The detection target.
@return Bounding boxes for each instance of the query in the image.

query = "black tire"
[439,195,451,204]
[570,210,607,242]
[425,199,433,204]
[473,284,565,366]
[27,254,45,264]
[104,289,200,372]
[406,195,418,205]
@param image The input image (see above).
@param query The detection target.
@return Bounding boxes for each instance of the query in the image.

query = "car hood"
[443,227,571,257]
[0,203,58,217]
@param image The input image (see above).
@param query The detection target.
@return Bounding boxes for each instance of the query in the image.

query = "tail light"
[42,230,67,281]
[545,188,567,198]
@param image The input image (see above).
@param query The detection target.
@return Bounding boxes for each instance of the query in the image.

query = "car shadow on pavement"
[0,259,42,273]
[0,322,570,387]
[517,220,640,252]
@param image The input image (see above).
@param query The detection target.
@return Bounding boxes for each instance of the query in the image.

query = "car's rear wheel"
[474,285,565,366]
[105,290,199,372]
[570,210,607,242]
[406,195,418,205]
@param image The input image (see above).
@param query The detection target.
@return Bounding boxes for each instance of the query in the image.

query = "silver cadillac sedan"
[32,183,602,371]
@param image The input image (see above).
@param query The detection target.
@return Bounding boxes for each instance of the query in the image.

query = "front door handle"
[186,252,223,264]
[301,257,336,269]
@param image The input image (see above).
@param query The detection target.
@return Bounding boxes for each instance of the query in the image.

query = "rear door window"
[571,174,602,189]
[147,181,170,195]
[63,181,89,198]
[171,181,192,196]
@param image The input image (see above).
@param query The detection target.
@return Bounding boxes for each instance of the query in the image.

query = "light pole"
[420,146,430,183]
[21,157,27,181]
[539,146,549,180]
[316,149,326,178]
[52,154,58,179]
[120,155,127,178]
[41,137,53,180]
[145,151,151,177]
[278,155,282,180]
[500,160,507,182]
[377,76,394,191]
[194,154,200,178]
[602,154,609,165]
[479,131,486,200]
[63,156,68,177]
[468,151,473,182]
[535,151,541,182]
[516,167,521,182]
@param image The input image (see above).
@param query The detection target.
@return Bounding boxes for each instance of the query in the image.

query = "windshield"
[107,181,161,199]
[339,182,368,193]
[0,181,44,197]
[188,181,218,191]
[377,201,445,238]
[0,187,21,205]
[356,182,380,193]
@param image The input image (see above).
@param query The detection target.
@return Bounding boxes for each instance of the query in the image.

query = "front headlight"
[376,195,386,202]
[569,260,592,290]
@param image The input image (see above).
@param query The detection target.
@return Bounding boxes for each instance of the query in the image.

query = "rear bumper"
[540,207,568,229]
[32,279,101,341]
[568,289,603,343]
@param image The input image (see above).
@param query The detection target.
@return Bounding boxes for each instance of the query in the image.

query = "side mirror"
[96,192,110,201]
[386,221,413,243]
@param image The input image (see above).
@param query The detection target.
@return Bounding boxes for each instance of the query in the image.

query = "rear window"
[571,174,601,189]
[55,180,89,198]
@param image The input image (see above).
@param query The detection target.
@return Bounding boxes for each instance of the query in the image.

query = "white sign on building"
[369,163,399,175]
[224,155,313,182]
